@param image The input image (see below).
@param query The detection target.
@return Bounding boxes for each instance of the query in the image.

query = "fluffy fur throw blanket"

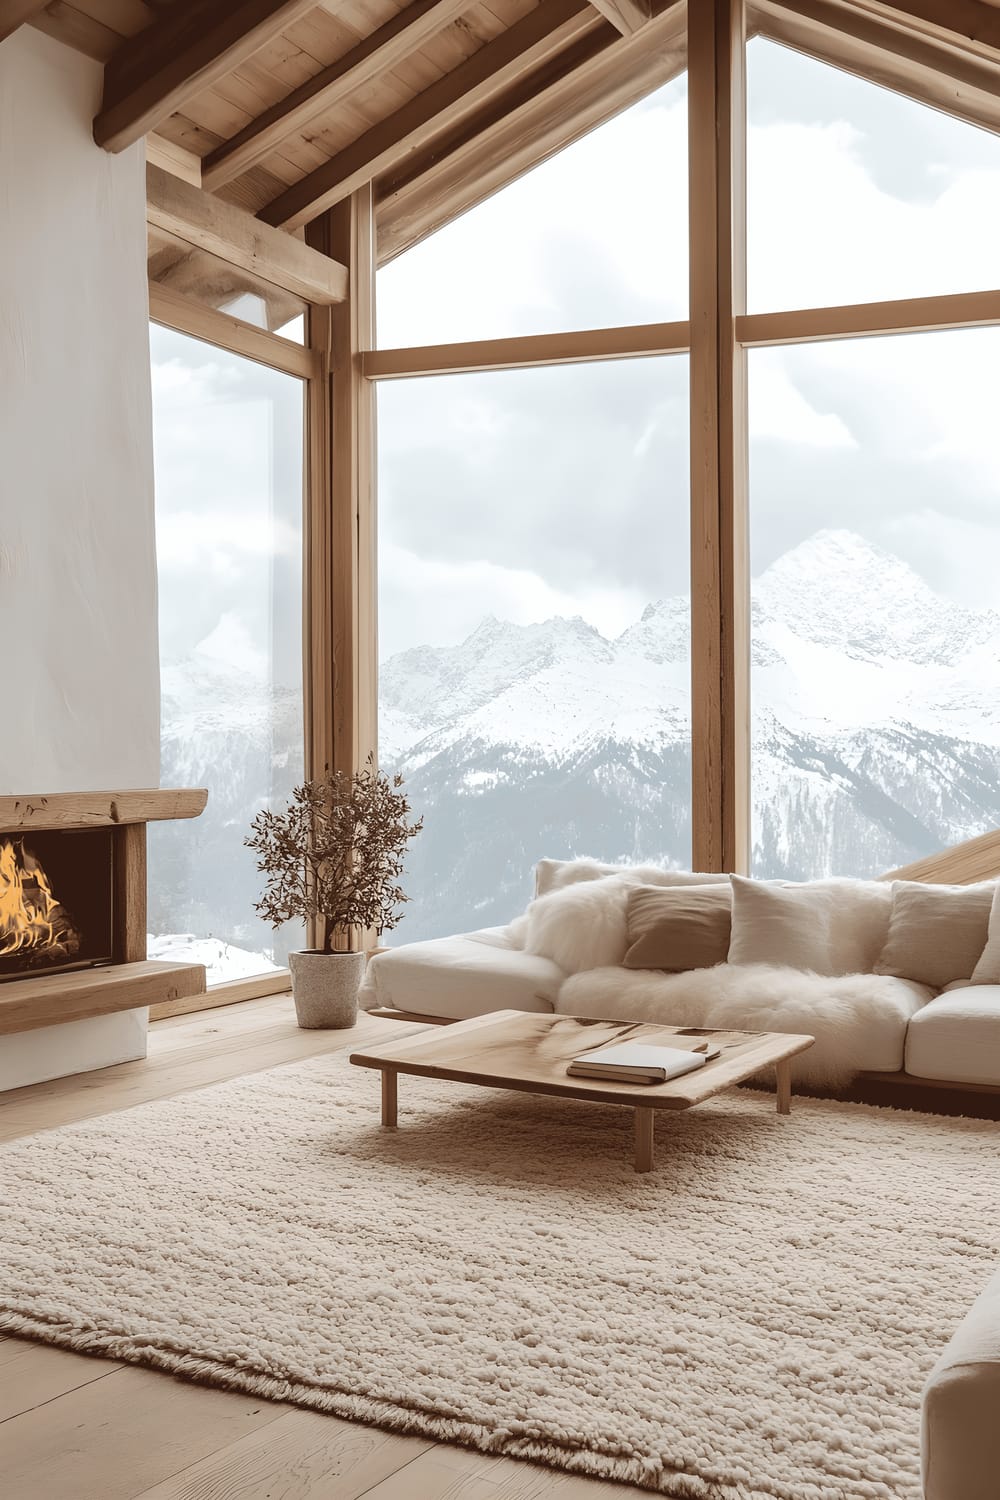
[561,964,930,1090]
[511,863,931,1088]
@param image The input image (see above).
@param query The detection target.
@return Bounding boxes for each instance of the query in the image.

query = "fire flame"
[0,838,82,964]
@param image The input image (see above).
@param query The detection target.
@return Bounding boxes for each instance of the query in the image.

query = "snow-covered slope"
[150,530,1000,951]
[379,530,1000,939]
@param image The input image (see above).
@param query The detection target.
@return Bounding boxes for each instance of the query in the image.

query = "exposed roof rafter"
[753,0,1000,135]
[0,0,49,46]
[95,0,320,153]
[257,0,601,230]
[586,0,651,37]
[202,0,475,192]
[860,0,1000,62]
[377,0,688,263]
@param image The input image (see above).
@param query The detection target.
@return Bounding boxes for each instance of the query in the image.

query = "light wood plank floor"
[0,997,649,1500]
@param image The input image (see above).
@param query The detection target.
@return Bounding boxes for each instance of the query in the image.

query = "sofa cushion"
[905,986,1000,1086]
[358,929,561,1020]
[728,875,892,976]
[923,1264,1000,1500]
[875,880,996,989]
[557,963,929,1088]
[624,883,732,971]
[533,858,730,898]
[971,885,1000,984]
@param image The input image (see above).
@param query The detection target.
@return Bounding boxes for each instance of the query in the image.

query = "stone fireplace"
[0,789,208,1057]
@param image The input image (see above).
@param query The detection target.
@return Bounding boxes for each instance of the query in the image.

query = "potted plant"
[245,760,423,1029]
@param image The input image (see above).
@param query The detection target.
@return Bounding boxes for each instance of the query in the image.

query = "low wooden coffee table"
[349,1011,815,1173]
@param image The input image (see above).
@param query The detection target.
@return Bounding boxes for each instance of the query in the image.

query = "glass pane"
[379,356,690,943]
[749,327,1000,879]
[148,226,307,342]
[148,325,305,982]
[748,37,1000,312]
[377,73,688,347]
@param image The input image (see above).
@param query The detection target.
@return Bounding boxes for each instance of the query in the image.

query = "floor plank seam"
[0,1361,122,1427]
[352,1442,444,1499]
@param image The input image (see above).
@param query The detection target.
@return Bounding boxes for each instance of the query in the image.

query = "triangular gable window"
[748,36,1000,312]
[377,73,688,348]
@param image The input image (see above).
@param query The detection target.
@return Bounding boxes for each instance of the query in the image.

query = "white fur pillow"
[521,877,633,974]
[533,857,730,898]
[728,875,892,977]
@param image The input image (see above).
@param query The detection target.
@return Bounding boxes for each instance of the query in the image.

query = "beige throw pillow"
[970,884,1000,984]
[623,883,732,971]
[727,876,841,974]
[874,881,996,989]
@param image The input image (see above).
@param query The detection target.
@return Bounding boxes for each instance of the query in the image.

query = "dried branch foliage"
[245,760,423,952]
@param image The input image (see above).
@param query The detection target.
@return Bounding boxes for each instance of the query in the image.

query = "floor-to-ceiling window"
[378,356,690,939]
[375,72,690,941]
[147,325,306,983]
[747,38,1000,879]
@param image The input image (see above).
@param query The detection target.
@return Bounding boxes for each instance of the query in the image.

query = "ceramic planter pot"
[288,949,364,1029]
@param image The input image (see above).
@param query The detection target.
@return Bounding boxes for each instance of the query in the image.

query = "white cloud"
[750,362,857,448]
[379,543,646,656]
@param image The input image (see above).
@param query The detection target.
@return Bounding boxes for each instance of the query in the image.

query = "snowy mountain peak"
[757,528,931,604]
[755,528,991,665]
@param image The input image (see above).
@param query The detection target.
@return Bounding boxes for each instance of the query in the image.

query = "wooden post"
[305,186,377,954]
[112,823,147,963]
[688,0,750,875]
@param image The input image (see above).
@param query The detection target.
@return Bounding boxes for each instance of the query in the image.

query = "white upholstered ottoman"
[923,1265,1000,1500]
[905,986,1000,1086]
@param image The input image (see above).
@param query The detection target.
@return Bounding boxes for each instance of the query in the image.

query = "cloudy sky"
[374,36,1000,657]
[148,37,1000,676]
[150,323,304,688]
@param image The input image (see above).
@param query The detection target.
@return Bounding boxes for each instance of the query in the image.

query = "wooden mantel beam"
[0,788,208,831]
[0,0,48,45]
[258,0,599,230]
[586,0,651,37]
[94,0,320,153]
[146,163,349,304]
[203,0,475,191]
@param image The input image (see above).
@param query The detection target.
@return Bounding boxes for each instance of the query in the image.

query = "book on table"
[566,1041,720,1084]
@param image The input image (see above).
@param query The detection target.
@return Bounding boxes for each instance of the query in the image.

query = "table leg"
[775,1058,791,1115]
[381,1069,398,1127]
[634,1108,654,1173]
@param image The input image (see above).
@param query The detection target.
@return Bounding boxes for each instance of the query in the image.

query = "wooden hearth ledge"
[0,788,208,1035]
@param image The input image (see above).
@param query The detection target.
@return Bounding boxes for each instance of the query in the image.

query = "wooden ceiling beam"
[854,0,1000,62]
[377,0,688,264]
[147,132,202,187]
[146,162,348,304]
[0,0,50,45]
[754,0,1000,135]
[94,0,321,153]
[258,0,601,230]
[586,0,651,38]
[202,0,476,192]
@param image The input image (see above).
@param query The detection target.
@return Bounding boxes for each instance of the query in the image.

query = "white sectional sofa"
[361,857,1000,1091]
[922,1264,1000,1500]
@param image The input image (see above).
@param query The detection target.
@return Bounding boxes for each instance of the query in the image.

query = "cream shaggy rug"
[1,1057,998,1500]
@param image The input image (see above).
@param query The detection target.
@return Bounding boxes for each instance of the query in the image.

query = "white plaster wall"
[0,29,157,1089]
[0,27,159,794]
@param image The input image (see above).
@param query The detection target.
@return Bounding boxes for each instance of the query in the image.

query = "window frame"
[362,0,1000,879]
